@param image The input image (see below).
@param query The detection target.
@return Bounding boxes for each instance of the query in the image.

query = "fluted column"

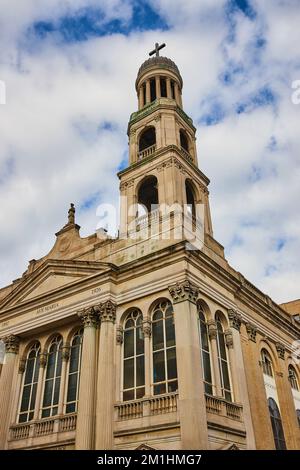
[95,300,117,450]
[142,316,152,396]
[155,76,161,100]
[169,281,208,449]
[33,352,47,420]
[0,335,20,449]
[207,320,222,396]
[58,344,70,415]
[145,79,151,104]
[75,306,99,450]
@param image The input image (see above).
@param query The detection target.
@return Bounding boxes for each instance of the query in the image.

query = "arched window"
[215,313,232,401]
[288,365,299,391]
[19,342,40,423]
[297,409,300,427]
[180,129,189,153]
[41,335,62,418]
[261,349,273,377]
[66,329,83,413]
[185,180,196,218]
[198,305,213,395]
[152,300,177,395]
[123,310,145,401]
[138,176,159,213]
[139,127,156,153]
[268,397,287,450]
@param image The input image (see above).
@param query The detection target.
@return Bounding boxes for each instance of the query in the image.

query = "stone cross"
[149,42,166,57]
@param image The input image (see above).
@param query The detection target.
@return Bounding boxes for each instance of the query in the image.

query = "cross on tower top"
[149,42,166,57]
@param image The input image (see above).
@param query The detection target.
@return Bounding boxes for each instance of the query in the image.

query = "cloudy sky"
[0,0,299,304]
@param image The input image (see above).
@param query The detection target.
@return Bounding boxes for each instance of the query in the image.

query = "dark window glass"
[41,336,62,417]
[171,80,175,99]
[122,310,145,401]
[268,398,287,450]
[198,308,213,396]
[66,329,83,414]
[152,300,177,396]
[288,365,299,390]
[261,349,273,377]
[18,343,40,423]
[216,314,232,401]
[150,78,156,102]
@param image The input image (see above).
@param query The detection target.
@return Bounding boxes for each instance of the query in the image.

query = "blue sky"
[0,0,299,303]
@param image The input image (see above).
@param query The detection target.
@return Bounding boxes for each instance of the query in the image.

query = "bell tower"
[118,43,213,244]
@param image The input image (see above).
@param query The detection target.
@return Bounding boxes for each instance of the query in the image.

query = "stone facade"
[0,51,299,451]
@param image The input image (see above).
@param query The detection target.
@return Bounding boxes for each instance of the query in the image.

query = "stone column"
[169,281,208,449]
[166,78,172,99]
[138,87,143,109]
[142,316,152,396]
[145,79,151,104]
[155,76,161,100]
[115,326,123,402]
[274,343,300,449]
[58,344,70,415]
[0,335,20,449]
[33,351,47,420]
[207,320,222,396]
[95,300,117,450]
[75,306,99,450]
[227,309,256,449]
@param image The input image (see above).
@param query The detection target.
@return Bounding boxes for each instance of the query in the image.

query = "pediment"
[0,259,115,310]
[135,444,156,450]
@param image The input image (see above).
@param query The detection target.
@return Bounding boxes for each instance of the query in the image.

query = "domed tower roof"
[135,43,183,90]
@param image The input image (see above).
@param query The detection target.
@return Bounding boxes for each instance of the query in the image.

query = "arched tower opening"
[185,180,196,218]
[138,176,159,214]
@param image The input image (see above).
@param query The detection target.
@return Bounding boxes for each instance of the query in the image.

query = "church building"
[0,44,299,450]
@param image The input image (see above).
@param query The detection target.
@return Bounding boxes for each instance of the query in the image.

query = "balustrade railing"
[138,144,156,160]
[115,392,178,421]
[10,413,77,441]
[205,394,242,421]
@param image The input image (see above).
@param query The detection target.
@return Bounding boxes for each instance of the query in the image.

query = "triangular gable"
[0,259,115,310]
[135,444,156,450]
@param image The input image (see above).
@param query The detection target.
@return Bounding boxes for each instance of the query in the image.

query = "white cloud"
[0,0,299,305]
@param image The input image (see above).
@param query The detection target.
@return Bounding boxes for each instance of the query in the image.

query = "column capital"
[116,326,123,345]
[78,306,100,328]
[62,344,71,362]
[275,342,285,360]
[18,358,26,374]
[245,323,257,343]
[99,300,117,323]
[142,316,152,338]
[39,351,47,368]
[2,334,20,354]
[207,320,217,340]
[228,309,242,332]
[225,329,234,349]
[168,280,199,304]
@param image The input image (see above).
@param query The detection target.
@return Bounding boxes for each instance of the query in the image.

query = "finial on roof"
[68,203,75,225]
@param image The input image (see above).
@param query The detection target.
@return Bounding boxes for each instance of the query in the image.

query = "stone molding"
[225,329,234,349]
[116,326,123,345]
[228,309,242,332]
[18,358,26,374]
[207,320,217,340]
[2,334,20,354]
[39,351,47,368]
[62,344,71,362]
[77,306,100,328]
[142,316,152,338]
[168,280,199,304]
[246,323,257,343]
[275,342,285,360]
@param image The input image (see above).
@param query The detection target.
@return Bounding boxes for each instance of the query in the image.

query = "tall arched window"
[66,329,83,413]
[185,180,196,218]
[19,342,40,423]
[268,397,287,450]
[180,129,189,153]
[288,365,299,391]
[198,305,213,395]
[123,310,145,401]
[261,349,273,377]
[215,313,232,401]
[152,300,177,395]
[41,335,62,418]
[138,176,159,214]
